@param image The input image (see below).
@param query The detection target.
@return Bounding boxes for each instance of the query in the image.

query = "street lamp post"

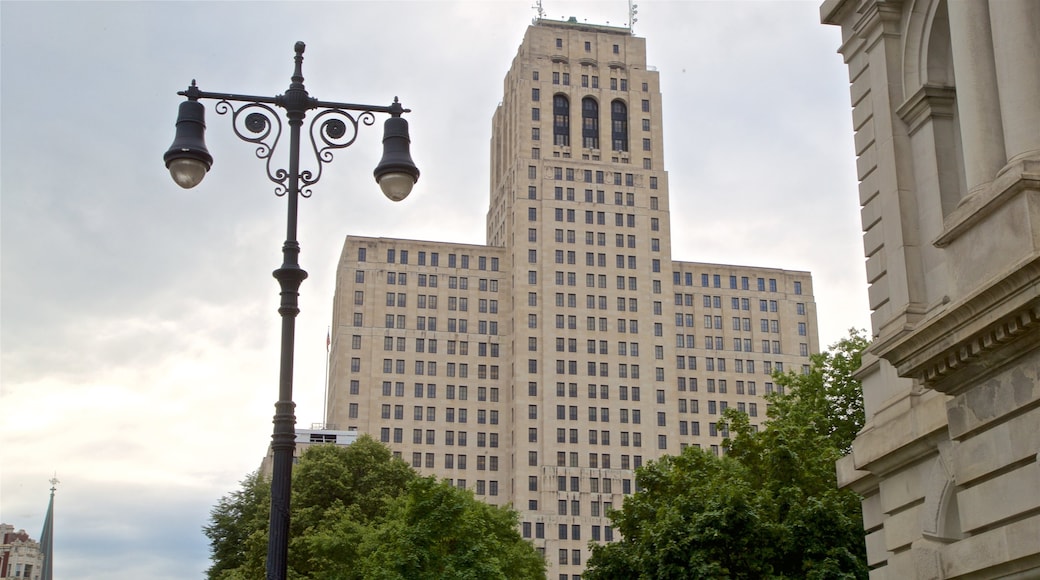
[163,41,418,580]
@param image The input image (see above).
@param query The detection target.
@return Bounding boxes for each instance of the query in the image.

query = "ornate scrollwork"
[296,109,376,197]
[215,100,289,195]
[211,99,382,198]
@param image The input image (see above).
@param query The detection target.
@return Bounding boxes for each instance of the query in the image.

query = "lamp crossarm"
[177,87,410,115]
[179,82,408,197]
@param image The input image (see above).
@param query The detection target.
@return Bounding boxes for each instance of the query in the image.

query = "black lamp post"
[163,41,418,580]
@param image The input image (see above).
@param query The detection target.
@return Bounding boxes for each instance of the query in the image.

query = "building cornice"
[534,18,632,36]
[872,256,1040,395]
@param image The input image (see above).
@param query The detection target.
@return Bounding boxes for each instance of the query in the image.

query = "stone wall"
[821,0,1040,577]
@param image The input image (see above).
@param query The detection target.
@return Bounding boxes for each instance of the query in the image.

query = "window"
[611,100,628,151]
[531,107,540,121]
[582,97,599,149]
[553,95,570,146]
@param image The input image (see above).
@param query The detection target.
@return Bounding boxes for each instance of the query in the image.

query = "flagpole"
[323,327,330,428]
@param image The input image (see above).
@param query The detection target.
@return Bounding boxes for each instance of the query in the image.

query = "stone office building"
[822,0,1040,577]
[326,18,819,579]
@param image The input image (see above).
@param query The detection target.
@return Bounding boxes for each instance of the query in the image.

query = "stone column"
[989,0,1040,166]
[947,0,1006,191]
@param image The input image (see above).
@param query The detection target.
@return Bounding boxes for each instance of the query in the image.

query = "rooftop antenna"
[532,0,544,22]
[628,0,638,34]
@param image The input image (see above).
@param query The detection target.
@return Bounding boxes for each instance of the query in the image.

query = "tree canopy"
[204,435,544,580]
[584,330,870,580]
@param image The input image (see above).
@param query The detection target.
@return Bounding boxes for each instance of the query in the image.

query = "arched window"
[611,100,628,152]
[553,95,570,147]
[582,97,599,149]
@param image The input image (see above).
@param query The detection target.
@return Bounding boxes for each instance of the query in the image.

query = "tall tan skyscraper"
[327,18,818,578]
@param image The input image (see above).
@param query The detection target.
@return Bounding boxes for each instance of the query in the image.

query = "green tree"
[585,330,870,580]
[204,435,544,579]
[358,476,545,580]
[203,470,270,579]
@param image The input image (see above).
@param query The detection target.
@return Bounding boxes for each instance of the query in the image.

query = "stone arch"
[902,0,955,93]
[899,0,966,220]
[920,441,963,542]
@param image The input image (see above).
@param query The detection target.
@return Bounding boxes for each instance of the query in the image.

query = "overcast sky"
[1,1,867,577]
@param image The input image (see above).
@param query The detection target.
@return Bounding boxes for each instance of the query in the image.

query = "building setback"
[822,0,1040,578]
[326,18,819,578]
[260,429,358,478]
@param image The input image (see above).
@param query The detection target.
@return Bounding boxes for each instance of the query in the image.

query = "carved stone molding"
[919,305,1040,392]
[874,257,1040,396]
[896,84,957,136]
[935,158,1040,248]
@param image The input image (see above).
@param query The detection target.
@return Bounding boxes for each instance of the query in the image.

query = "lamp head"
[374,99,419,201]
[164,98,212,189]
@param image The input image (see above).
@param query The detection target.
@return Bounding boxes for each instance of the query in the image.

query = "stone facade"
[821,0,1040,577]
[0,525,43,580]
[326,19,820,579]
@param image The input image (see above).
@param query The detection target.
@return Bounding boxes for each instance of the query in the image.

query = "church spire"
[39,476,58,580]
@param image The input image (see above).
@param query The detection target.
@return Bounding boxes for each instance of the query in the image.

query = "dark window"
[553,95,570,146]
[611,100,628,152]
[581,97,599,149]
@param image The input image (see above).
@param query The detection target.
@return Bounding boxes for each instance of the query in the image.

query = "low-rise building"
[259,428,358,478]
[0,525,43,580]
